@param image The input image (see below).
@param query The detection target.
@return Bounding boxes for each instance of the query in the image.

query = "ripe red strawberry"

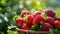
[32,11,42,17]
[54,20,60,28]
[45,9,56,17]
[21,24,31,30]
[15,18,25,26]
[27,15,34,26]
[21,10,30,17]
[45,17,54,25]
[32,15,44,25]
[42,23,53,31]
[56,17,60,21]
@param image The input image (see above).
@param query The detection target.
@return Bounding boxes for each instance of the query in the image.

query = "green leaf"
[0,8,2,11]
[23,14,28,21]
[41,12,47,19]
[1,0,7,4]
[50,29,54,34]
[30,24,41,31]
[50,29,59,34]
[13,15,20,21]
[8,30,18,34]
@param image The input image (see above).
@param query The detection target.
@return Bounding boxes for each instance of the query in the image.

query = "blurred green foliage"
[56,8,60,16]
[8,30,18,34]
[0,0,60,34]
[0,0,19,34]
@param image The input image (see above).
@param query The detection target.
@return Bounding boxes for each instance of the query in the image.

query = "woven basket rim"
[16,28,50,33]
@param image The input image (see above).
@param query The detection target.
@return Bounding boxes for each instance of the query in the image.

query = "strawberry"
[45,17,54,25]
[32,15,44,25]
[15,18,25,26]
[56,17,60,21]
[27,15,34,26]
[32,11,42,17]
[21,10,30,17]
[54,20,60,28]
[21,24,31,30]
[45,9,56,17]
[42,23,53,31]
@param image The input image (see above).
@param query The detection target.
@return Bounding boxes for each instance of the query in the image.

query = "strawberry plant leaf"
[50,29,54,34]
[30,24,41,31]
[41,12,47,19]
[50,29,59,34]
[23,14,28,21]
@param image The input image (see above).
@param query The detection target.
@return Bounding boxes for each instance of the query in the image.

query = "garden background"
[0,0,60,34]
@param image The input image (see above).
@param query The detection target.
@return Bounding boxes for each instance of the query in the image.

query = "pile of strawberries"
[15,9,60,31]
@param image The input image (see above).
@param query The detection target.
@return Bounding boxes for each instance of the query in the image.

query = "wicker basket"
[16,28,50,34]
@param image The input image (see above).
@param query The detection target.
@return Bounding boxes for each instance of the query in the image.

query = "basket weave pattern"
[16,28,50,34]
